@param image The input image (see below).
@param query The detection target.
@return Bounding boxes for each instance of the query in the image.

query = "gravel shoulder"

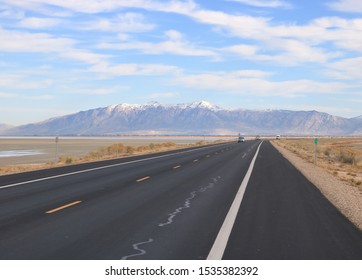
[271,141,362,231]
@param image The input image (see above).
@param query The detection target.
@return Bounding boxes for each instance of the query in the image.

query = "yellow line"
[173,165,181,169]
[136,176,151,182]
[46,200,82,214]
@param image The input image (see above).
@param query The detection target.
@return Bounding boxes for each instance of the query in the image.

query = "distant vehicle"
[238,136,245,142]
[276,135,281,140]
[256,135,261,140]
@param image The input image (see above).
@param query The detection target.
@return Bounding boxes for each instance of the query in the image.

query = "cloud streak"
[328,0,362,13]
[99,29,218,57]
[226,0,292,8]
[175,71,353,97]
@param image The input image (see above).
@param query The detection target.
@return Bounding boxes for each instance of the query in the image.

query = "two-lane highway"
[0,140,361,259]
[0,141,259,259]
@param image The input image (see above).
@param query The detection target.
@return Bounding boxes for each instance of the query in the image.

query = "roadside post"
[314,137,318,166]
[55,136,59,162]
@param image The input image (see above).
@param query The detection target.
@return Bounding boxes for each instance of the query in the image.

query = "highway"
[0,141,361,260]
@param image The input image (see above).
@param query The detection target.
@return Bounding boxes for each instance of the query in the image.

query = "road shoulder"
[271,141,362,230]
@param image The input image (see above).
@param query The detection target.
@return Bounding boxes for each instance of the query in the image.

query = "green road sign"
[314,138,318,145]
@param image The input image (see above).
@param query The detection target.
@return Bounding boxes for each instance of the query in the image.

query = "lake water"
[0,150,45,158]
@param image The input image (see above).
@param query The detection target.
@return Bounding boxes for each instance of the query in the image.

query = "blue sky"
[0,0,362,125]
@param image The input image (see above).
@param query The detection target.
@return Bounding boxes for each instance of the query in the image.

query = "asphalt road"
[0,141,361,260]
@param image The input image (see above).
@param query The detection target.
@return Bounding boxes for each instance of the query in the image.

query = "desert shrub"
[137,146,145,152]
[126,146,135,154]
[337,150,356,165]
[324,148,331,157]
[65,157,73,164]
[116,144,125,153]
[164,142,176,147]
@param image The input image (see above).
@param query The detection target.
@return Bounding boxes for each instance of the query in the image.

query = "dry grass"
[274,138,362,190]
[0,140,227,176]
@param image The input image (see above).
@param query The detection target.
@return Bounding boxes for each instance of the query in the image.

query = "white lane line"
[207,141,263,260]
[0,143,231,190]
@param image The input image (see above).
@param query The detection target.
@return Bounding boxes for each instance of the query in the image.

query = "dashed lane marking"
[136,176,151,182]
[46,200,82,214]
[173,165,181,169]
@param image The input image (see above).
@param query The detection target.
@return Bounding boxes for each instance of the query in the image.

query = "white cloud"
[191,9,269,39]
[175,71,353,97]
[0,27,110,67]
[226,0,291,8]
[224,44,259,57]
[2,0,197,15]
[328,0,362,13]
[0,6,24,19]
[225,39,340,65]
[60,50,109,65]
[99,29,217,57]
[81,13,155,33]
[17,17,62,29]
[0,27,74,53]
[5,0,362,63]
[89,63,181,77]
[190,9,362,65]
[327,56,362,80]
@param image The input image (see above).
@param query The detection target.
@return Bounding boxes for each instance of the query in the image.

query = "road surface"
[0,141,361,259]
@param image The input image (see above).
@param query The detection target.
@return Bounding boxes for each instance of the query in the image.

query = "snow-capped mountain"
[0,124,13,133]
[2,101,362,136]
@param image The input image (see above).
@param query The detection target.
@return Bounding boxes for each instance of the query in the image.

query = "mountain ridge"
[2,101,361,136]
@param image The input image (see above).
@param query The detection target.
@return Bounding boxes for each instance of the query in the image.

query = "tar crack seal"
[121,238,154,260]
[158,176,221,227]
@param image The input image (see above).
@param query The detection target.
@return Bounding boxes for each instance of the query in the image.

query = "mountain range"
[0,124,13,134]
[2,101,361,136]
